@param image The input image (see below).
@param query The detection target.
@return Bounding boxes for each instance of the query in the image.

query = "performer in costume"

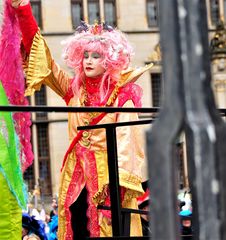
[12,0,153,238]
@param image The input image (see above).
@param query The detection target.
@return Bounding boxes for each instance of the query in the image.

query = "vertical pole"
[32,124,39,189]
[147,0,184,239]
[105,127,122,236]
[178,1,222,239]
[99,0,105,23]
[83,0,88,23]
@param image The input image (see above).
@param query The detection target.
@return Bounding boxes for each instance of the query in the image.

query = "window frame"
[34,85,47,120]
[151,72,162,107]
[34,85,52,196]
[37,123,52,196]
[71,0,117,27]
[209,0,220,27]
[104,0,117,27]
[146,0,159,28]
[71,0,84,29]
[87,0,100,24]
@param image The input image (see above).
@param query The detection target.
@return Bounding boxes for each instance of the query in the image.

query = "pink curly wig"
[62,22,134,100]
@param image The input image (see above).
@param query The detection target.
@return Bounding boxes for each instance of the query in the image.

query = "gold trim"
[118,63,153,87]
[24,31,65,97]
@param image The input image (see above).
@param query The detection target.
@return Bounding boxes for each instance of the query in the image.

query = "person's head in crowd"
[52,198,58,210]
[22,213,48,240]
[23,233,41,240]
[179,209,193,235]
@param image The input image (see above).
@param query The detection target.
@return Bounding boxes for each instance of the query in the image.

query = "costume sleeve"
[15,4,71,97]
[15,4,38,54]
[116,100,144,198]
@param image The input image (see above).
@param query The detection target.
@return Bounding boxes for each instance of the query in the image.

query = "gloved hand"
[11,0,30,8]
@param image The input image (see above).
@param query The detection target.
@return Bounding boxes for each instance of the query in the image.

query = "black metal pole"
[0,105,159,113]
[105,127,122,236]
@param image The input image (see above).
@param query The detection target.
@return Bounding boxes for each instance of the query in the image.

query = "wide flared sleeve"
[15,4,71,97]
[24,31,71,97]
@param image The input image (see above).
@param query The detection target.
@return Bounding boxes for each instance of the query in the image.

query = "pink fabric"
[81,145,100,237]
[63,87,74,105]
[64,154,85,239]
[64,144,100,239]
[118,83,143,107]
[101,187,126,219]
[0,0,33,171]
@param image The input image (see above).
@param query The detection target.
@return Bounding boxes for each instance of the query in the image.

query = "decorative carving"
[148,42,162,63]
[210,20,226,60]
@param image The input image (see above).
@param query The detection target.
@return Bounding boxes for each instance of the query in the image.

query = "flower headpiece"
[76,21,113,34]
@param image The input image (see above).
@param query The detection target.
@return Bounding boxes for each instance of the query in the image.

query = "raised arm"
[11,0,71,100]
[12,0,38,54]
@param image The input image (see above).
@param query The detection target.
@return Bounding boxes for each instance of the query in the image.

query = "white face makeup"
[83,51,105,78]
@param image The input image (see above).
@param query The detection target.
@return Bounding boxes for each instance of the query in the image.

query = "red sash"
[61,111,109,171]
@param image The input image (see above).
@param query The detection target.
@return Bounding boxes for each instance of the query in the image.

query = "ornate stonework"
[148,42,161,63]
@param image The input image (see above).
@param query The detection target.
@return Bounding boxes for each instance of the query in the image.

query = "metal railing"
[78,120,152,239]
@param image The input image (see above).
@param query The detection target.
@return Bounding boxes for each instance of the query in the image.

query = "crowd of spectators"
[22,198,58,240]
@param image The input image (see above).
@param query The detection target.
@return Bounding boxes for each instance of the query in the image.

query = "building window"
[151,73,162,107]
[34,85,51,196]
[88,0,100,24]
[35,86,47,120]
[146,0,159,28]
[37,123,51,196]
[71,0,84,29]
[30,0,42,29]
[104,0,117,26]
[224,0,226,23]
[23,165,35,194]
[71,0,117,27]
[210,0,220,26]
[37,124,49,158]
[176,143,186,189]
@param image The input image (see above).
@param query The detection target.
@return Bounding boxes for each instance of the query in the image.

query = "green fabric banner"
[0,173,22,239]
[0,81,27,208]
